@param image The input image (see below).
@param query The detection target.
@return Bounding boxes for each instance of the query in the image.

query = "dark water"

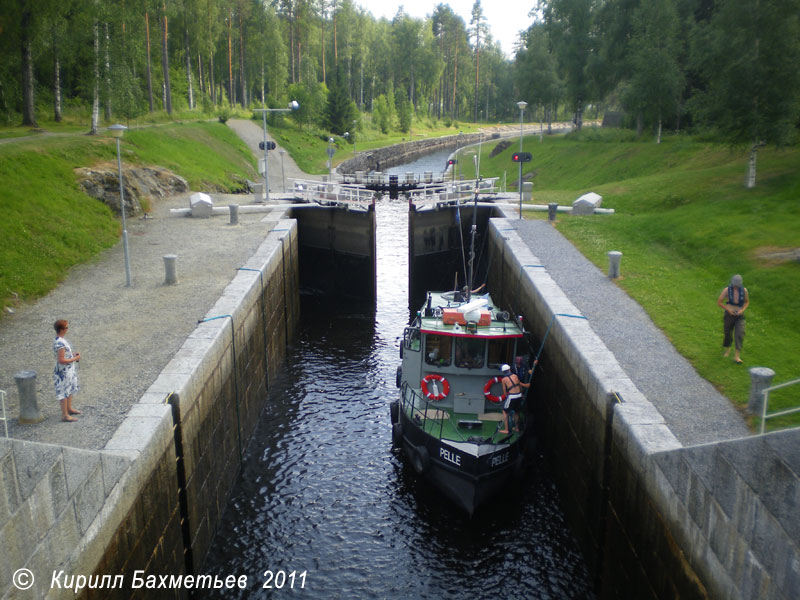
[201,194,594,598]
[384,149,454,175]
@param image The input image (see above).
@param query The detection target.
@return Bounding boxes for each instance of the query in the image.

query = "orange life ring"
[421,374,450,401]
[484,376,506,404]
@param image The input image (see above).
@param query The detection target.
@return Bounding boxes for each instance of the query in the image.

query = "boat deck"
[405,402,522,444]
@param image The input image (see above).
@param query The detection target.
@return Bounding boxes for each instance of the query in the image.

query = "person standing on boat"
[717,274,749,364]
[499,364,529,434]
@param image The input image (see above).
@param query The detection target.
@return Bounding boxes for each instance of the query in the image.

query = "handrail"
[399,382,484,443]
[760,377,800,434]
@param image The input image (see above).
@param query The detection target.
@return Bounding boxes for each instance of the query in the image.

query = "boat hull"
[393,404,524,516]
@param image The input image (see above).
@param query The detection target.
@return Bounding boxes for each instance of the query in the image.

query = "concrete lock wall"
[486,218,799,599]
[0,220,299,599]
[291,205,376,300]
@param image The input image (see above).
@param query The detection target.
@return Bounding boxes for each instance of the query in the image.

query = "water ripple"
[201,200,593,599]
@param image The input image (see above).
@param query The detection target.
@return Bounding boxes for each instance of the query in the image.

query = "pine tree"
[325,69,355,134]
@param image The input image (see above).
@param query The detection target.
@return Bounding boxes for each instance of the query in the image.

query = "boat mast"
[467,154,481,302]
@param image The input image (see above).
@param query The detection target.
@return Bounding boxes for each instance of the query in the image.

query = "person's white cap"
[501,364,511,373]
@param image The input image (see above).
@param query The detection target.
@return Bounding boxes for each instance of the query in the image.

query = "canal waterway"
[201,155,594,598]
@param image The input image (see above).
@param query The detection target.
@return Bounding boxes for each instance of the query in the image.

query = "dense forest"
[2,0,799,183]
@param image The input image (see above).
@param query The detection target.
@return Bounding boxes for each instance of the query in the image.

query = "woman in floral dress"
[53,319,81,421]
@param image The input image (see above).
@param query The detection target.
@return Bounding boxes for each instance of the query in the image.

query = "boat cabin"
[401,292,524,416]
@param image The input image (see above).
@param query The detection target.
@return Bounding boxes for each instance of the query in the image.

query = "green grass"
[460,131,800,431]
[0,121,258,312]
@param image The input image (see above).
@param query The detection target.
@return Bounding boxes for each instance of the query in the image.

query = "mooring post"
[608,251,622,279]
[164,254,178,285]
[748,367,775,416]
[229,204,239,226]
[548,203,558,222]
[15,370,44,424]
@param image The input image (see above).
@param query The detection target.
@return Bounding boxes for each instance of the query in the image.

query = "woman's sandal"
[62,416,78,422]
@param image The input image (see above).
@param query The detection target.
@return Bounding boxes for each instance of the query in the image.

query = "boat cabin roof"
[416,291,523,339]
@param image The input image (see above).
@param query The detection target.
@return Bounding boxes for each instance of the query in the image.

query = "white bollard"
[229,204,239,226]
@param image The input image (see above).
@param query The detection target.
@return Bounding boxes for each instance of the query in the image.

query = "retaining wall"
[1,220,299,599]
[338,132,486,174]
[487,218,799,599]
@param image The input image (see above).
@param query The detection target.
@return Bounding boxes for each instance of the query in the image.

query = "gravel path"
[226,118,320,193]
[0,120,308,450]
[513,219,750,446]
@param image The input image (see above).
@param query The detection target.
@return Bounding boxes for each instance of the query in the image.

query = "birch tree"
[622,0,683,142]
[691,0,800,187]
[539,0,597,129]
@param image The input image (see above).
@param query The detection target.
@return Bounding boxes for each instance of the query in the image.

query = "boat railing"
[398,382,474,443]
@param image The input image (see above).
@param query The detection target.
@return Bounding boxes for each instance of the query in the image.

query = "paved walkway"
[0,120,306,450]
[511,219,750,446]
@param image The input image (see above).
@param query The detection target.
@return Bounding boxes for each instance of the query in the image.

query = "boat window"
[454,337,485,369]
[404,327,420,352]
[425,334,452,366]
[488,338,516,369]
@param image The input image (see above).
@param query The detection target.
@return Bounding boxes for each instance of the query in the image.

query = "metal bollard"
[15,370,44,424]
[548,203,558,222]
[748,367,775,415]
[163,254,178,285]
[229,204,239,226]
[608,251,622,279]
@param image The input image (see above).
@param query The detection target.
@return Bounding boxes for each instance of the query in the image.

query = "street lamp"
[327,137,335,176]
[253,100,300,202]
[108,124,131,286]
[279,149,287,192]
[517,101,528,219]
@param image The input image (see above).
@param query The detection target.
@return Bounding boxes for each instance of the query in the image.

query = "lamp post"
[517,101,528,219]
[352,120,357,156]
[108,124,131,286]
[279,150,287,192]
[327,137,335,176]
[253,100,300,202]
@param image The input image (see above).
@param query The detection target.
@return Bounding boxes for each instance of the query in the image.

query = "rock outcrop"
[75,165,189,216]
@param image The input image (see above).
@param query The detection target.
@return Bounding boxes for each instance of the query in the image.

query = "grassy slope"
[462,133,800,430]
[0,122,257,310]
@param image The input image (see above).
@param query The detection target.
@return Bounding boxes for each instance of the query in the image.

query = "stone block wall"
[487,220,653,580]
[1,220,299,599]
[646,430,800,599]
[0,405,178,600]
[486,219,798,599]
[132,219,299,572]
